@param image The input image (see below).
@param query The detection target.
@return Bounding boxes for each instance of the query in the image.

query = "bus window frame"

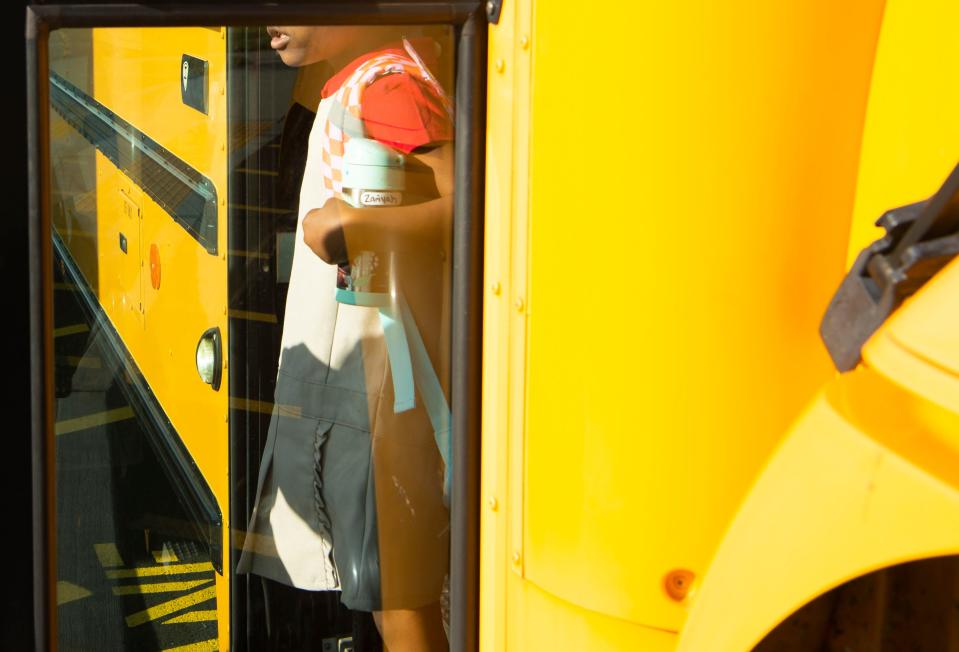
[26,4,485,651]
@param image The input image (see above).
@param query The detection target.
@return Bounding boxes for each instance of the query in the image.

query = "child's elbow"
[302,208,346,265]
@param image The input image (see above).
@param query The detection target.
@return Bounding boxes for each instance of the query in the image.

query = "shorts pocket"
[319,422,381,610]
[312,421,335,540]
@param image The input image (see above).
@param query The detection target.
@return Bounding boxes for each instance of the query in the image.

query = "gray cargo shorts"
[238,368,449,612]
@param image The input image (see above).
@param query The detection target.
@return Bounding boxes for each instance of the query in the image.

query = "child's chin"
[277,50,307,68]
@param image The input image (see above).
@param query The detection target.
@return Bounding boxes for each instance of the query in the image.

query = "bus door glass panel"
[47,21,458,652]
[227,24,457,652]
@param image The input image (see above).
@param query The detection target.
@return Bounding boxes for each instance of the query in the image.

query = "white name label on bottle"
[360,191,402,207]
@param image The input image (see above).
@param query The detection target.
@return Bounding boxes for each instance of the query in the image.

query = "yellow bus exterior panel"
[92,28,229,190]
[845,0,959,265]
[91,26,228,499]
[673,1,959,647]
[856,259,959,489]
[508,577,677,652]
[94,161,145,333]
[520,0,885,632]
[882,257,959,381]
[91,27,230,647]
[480,0,522,649]
[676,378,959,651]
[678,254,959,650]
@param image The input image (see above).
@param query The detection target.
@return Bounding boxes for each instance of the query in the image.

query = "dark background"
[9,0,35,649]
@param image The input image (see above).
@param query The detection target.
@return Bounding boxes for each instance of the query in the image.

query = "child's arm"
[302,141,454,264]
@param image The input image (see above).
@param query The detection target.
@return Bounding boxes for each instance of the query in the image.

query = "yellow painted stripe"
[163,609,218,624]
[94,542,124,568]
[57,581,92,605]
[56,407,135,436]
[162,639,219,652]
[230,203,288,215]
[62,230,97,240]
[228,249,270,260]
[59,355,102,369]
[153,548,180,564]
[228,309,278,324]
[235,167,278,177]
[51,223,97,239]
[230,397,301,417]
[107,562,213,579]
[230,397,273,415]
[125,584,216,627]
[113,579,207,596]
[54,324,90,338]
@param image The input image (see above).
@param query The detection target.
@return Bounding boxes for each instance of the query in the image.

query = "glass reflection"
[49,23,454,652]
[50,28,220,651]
[237,25,455,652]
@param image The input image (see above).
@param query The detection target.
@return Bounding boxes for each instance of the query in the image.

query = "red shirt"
[321,40,453,154]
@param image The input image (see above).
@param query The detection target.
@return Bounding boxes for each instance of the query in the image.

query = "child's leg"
[373,603,447,652]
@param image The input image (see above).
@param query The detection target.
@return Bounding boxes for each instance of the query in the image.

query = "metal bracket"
[820,162,959,372]
[486,0,503,24]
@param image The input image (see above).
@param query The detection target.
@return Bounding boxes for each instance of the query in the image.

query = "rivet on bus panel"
[520,35,530,50]
[490,281,501,296]
[515,297,525,312]
[488,496,498,511]
[512,551,521,565]
[495,59,506,73]
[663,569,695,601]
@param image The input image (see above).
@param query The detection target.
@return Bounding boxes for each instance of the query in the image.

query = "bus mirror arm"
[820,161,959,372]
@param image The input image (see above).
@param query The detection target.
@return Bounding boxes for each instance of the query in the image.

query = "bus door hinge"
[821,162,959,372]
[486,0,503,24]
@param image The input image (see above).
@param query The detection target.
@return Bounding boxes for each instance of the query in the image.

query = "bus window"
[47,21,458,652]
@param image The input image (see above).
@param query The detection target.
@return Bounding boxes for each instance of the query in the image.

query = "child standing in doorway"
[237,25,454,652]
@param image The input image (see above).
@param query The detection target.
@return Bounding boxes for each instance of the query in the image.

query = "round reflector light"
[195,327,222,391]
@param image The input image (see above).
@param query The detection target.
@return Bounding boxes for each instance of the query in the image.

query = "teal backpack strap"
[378,305,416,412]
[336,288,416,413]
[398,295,452,502]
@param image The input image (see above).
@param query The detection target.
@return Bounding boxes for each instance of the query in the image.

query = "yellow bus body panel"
[91,27,230,647]
[845,0,959,265]
[677,257,959,651]
[508,578,677,652]
[482,0,886,647]
[674,1,959,647]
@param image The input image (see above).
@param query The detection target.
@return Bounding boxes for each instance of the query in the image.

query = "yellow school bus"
[28,0,959,650]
